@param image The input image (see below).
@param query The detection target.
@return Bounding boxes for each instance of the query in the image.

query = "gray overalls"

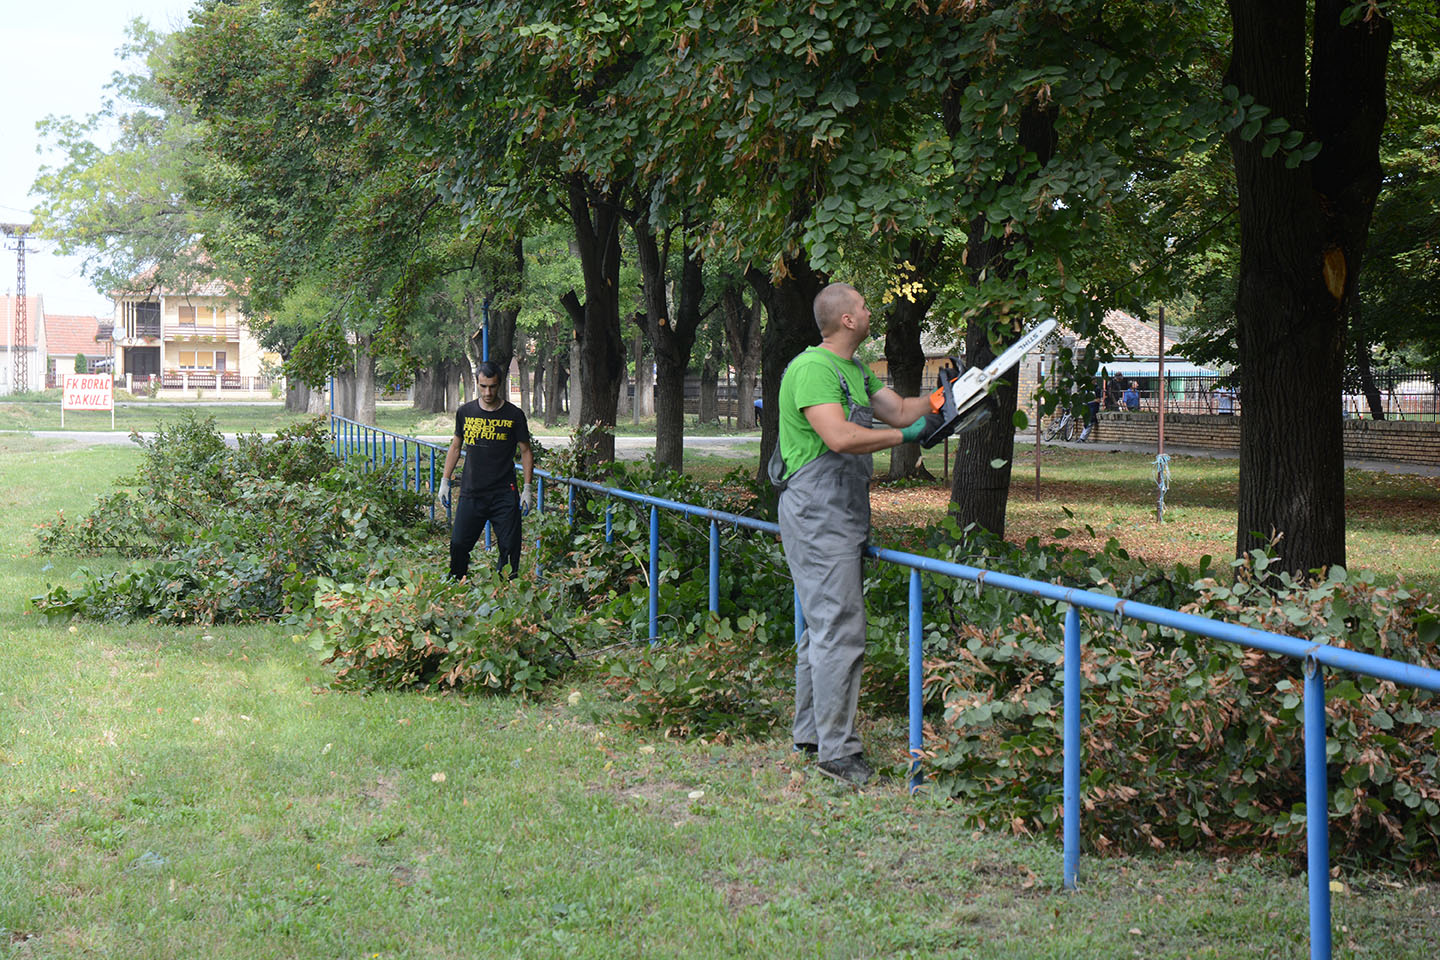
[777,358,874,762]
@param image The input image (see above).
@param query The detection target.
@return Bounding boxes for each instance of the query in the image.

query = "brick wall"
[1078,412,1440,467]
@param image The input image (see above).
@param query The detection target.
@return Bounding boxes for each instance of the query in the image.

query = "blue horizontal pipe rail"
[330,415,1440,960]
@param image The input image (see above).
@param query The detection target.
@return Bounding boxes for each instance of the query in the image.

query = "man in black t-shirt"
[437,361,534,579]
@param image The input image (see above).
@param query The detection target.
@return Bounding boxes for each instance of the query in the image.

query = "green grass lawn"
[2,436,1438,958]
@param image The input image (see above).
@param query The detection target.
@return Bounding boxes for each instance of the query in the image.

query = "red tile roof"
[0,295,44,348]
[1063,310,1178,359]
[45,314,104,356]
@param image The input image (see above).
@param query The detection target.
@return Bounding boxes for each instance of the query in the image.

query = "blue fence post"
[794,587,806,705]
[1305,657,1333,960]
[605,501,613,544]
[708,519,720,616]
[648,504,659,643]
[908,570,923,793]
[428,449,436,523]
[1063,602,1082,890]
[537,475,545,513]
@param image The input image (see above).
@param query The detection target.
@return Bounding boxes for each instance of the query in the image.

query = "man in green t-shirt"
[775,282,958,786]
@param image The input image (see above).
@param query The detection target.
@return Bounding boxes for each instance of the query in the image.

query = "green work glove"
[900,415,938,443]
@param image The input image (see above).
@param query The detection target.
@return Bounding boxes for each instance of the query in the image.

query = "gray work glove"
[519,482,535,517]
[438,477,452,509]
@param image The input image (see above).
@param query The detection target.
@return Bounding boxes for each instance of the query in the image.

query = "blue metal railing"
[328,414,1440,960]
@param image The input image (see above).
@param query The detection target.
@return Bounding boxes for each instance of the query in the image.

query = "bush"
[32,414,432,624]
[306,565,615,694]
[605,613,790,740]
[918,532,1440,877]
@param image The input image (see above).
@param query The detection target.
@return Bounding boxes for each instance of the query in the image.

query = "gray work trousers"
[778,447,873,762]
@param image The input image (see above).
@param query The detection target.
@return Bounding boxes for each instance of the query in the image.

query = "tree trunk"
[1226,0,1390,573]
[637,335,654,419]
[884,239,943,481]
[631,327,643,425]
[560,174,625,468]
[353,334,377,426]
[699,348,719,425]
[949,102,1058,537]
[333,370,357,420]
[1351,305,1385,420]
[748,257,826,483]
[306,384,327,415]
[515,336,532,413]
[477,235,524,391]
[532,335,548,421]
[285,379,311,413]
[631,216,707,470]
[720,277,763,431]
[566,334,582,429]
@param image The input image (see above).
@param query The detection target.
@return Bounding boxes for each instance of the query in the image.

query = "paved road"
[13,430,764,460]
[1019,435,1440,478]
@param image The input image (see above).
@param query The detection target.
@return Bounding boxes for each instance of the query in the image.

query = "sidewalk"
[1016,435,1440,478]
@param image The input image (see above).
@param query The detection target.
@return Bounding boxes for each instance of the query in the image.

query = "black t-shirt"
[454,399,530,498]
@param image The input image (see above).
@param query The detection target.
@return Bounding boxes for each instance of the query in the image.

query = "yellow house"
[111,279,278,390]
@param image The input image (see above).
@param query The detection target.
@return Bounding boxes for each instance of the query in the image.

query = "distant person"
[1080,377,1101,441]
[1105,372,1125,412]
[1213,384,1235,415]
[1123,381,1140,411]
[438,361,535,579]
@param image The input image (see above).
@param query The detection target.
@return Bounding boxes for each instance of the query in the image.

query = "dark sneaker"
[792,742,818,756]
[817,754,873,786]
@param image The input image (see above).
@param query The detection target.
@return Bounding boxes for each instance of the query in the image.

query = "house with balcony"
[111,279,278,391]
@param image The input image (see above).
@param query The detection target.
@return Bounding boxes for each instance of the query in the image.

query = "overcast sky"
[1,1,197,316]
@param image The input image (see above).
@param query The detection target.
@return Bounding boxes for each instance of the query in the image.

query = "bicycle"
[1042,408,1078,442]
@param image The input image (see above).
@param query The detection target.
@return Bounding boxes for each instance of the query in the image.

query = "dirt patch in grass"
[361,772,401,809]
[590,775,704,827]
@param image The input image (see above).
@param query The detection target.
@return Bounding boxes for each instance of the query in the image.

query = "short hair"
[477,360,503,381]
[813,283,859,335]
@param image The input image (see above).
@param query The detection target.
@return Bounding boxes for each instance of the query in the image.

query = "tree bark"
[628,209,708,470]
[1350,304,1385,420]
[532,333,548,421]
[1225,0,1391,572]
[285,379,311,413]
[699,344,719,425]
[353,334,377,427]
[566,333,582,429]
[748,256,826,483]
[560,174,625,468]
[636,334,654,419]
[884,238,943,480]
[949,103,1058,537]
[720,277,762,431]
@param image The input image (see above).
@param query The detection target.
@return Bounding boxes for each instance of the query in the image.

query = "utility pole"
[2,224,31,394]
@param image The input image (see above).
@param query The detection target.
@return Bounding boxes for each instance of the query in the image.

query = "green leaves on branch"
[1222,85,1323,169]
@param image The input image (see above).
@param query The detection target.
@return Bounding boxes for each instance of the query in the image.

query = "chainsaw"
[923,318,1059,447]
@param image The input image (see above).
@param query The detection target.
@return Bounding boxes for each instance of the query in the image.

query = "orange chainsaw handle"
[929,357,961,414]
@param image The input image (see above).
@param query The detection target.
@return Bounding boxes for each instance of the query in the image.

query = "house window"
[179,306,196,326]
[177,351,215,370]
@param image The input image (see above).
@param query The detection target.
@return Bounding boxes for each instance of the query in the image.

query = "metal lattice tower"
[2,224,30,393]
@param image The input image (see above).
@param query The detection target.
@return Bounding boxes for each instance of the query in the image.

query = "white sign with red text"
[63,373,114,411]
[61,373,116,428]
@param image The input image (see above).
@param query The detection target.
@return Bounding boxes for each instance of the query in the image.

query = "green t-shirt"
[777,347,885,478]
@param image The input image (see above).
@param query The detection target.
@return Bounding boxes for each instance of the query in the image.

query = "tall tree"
[32,20,219,298]
[1224,0,1398,572]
